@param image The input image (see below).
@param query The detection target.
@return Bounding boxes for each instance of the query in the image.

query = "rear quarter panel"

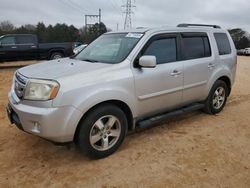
[38,43,73,59]
[206,30,237,97]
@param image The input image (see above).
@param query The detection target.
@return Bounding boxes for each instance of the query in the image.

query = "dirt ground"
[0,57,250,187]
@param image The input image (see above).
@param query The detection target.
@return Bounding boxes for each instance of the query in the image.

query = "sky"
[0,0,249,32]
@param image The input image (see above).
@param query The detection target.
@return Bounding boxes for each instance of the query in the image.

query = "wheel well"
[49,50,65,58]
[73,100,134,141]
[218,76,231,95]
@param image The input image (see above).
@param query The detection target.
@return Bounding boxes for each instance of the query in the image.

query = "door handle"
[11,46,17,49]
[208,63,215,68]
[170,70,182,76]
[31,45,37,48]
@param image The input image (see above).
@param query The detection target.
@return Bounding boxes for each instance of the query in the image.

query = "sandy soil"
[0,60,39,69]
[0,57,250,187]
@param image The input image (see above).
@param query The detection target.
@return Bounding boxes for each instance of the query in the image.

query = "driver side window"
[1,36,16,46]
[143,38,177,64]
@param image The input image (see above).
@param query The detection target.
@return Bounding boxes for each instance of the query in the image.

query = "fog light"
[31,122,41,133]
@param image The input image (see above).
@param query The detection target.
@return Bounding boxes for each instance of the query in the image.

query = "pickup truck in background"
[0,34,74,62]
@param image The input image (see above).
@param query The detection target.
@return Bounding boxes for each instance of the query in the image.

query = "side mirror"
[139,55,157,68]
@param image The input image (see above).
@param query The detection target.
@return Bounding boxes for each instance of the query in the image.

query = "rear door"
[133,33,184,117]
[15,35,38,60]
[0,36,18,61]
[181,32,215,104]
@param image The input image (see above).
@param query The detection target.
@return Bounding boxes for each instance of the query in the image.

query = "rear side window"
[214,33,231,55]
[181,34,211,60]
[16,35,36,45]
[143,38,177,64]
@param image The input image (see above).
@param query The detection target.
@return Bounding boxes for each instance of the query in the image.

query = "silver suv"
[7,24,237,159]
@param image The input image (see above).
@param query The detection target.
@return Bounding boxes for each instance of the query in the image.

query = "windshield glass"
[75,33,143,64]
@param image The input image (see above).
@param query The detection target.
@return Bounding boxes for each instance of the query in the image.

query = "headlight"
[24,79,59,101]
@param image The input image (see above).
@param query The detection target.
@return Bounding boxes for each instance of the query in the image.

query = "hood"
[18,58,110,80]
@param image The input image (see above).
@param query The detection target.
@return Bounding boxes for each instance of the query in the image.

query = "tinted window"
[214,33,231,55]
[0,36,15,45]
[182,36,211,60]
[203,37,211,57]
[143,38,177,64]
[16,35,36,45]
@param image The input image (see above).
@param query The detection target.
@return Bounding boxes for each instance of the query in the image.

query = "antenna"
[122,0,136,30]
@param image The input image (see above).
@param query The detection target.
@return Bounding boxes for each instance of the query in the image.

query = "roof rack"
[177,23,221,29]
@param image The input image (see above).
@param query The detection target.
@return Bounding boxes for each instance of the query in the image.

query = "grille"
[14,72,28,99]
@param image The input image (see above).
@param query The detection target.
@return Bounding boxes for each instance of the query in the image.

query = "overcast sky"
[0,0,249,31]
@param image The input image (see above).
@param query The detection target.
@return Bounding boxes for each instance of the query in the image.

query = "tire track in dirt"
[227,94,250,106]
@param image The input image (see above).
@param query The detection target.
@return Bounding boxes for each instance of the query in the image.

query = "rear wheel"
[75,104,128,159]
[50,52,64,60]
[203,80,229,114]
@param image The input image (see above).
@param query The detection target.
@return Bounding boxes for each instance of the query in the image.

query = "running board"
[137,103,205,129]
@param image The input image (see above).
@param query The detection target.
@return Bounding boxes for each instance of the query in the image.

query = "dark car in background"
[0,34,74,62]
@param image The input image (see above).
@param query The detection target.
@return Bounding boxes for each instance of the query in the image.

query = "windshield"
[75,33,143,64]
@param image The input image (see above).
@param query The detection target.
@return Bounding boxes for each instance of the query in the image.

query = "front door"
[132,34,183,117]
[0,36,18,61]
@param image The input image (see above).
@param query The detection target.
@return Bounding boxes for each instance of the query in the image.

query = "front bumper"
[7,91,83,143]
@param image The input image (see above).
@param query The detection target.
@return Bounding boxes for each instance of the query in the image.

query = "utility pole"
[122,0,136,30]
[99,8,101,35]
[85,9,102,33]
[99,8,101,24]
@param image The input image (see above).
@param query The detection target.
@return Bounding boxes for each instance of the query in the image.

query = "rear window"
[181,35,211,60]
[214,33,231,55]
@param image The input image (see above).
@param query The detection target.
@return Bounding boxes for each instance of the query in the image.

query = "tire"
[203,80,229,114]
[75,104,128,159]
[50,52,64,60]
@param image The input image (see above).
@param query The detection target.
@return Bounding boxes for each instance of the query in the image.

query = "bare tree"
[0,20,15,31]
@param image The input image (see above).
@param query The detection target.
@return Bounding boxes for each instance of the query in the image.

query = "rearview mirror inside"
[139,55,157,68]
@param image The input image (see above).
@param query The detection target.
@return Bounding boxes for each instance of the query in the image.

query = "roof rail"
[177,23,221,29]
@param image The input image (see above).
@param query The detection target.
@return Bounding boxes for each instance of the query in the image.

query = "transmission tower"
[122,0,136,30]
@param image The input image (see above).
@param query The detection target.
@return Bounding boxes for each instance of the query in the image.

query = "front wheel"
[75,104,128,159]
[203,80,229,114]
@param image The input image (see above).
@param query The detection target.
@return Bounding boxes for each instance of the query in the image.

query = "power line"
[68,0,96,14]
[122,0,135,30]
[58,0,87,14]
[113,0,122,10]
[108,0,122,14]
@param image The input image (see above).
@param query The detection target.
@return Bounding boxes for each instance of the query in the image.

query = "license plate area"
[6,104,13,124]
[6,104,23,130]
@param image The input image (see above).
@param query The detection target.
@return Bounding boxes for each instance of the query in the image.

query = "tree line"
[0,20,250,49]
[0,20,108,44]
[228,28,250,49]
